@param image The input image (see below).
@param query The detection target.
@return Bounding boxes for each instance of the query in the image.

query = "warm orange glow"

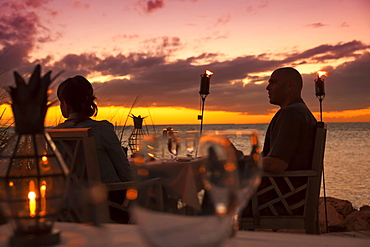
[317,71,328,78]
[41,156,48,165]
[40,181,47,216]
[224,162,237,172]
[137,168,149,176]
[2,103,370,129]
[134,156,145,166]
[251,134,258,146]
[199,165,206,173]
[126,188,138,200]
[148,152,155,158]
[28,180,36,218]
[205,70,213,77]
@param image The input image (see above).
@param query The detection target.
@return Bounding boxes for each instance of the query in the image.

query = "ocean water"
[118,122,370,209]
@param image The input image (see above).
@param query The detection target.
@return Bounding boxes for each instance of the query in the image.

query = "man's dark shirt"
[244,99,317,216]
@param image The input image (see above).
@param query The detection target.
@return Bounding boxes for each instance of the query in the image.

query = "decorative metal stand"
[128,114,148,156]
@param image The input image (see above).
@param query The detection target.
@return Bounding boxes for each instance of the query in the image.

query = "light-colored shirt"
[55,118,133,183]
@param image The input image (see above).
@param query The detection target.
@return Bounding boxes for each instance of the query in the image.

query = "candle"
[40,181,47,216]
[28,180,36,217]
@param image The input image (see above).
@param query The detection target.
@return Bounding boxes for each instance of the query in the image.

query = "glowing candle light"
[40,181,47,216]
[41,156,48,165]
[28,180,36,218]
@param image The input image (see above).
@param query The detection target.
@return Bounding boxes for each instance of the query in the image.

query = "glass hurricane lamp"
[0,65,69,246]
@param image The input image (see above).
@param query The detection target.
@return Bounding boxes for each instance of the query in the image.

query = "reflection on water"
[117,122,370,208]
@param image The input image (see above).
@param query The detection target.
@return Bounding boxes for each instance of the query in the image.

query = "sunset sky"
[0,0,369,126]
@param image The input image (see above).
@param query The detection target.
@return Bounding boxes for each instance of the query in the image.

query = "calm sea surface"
[118,122,370,209]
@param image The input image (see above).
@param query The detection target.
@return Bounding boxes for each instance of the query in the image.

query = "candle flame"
[148,152,155,158]
[28,180,36,217]
[41,155,48,164]
[317,71,328,79]
[205,70,213,77]
[40,181,47,216]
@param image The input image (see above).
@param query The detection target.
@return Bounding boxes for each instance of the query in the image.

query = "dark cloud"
[0,4,368,118]
[307,22,327,28]
[141,36,182,56]
[0,0,57,81]
[147,0,164,13]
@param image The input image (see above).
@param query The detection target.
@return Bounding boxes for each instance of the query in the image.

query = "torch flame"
[317,71,328,79]
[205,70,213,77]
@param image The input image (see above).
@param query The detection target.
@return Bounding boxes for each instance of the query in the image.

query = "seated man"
[243,67,317,216]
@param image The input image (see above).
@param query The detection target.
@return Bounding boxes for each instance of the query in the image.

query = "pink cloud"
[72,1,90,9]
[147,0,164,13]
[307,22,327,28]
[215,14,231,26]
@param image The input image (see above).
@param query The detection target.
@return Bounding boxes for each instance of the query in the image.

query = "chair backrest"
[46,128,110,224]
[239,122,327,234]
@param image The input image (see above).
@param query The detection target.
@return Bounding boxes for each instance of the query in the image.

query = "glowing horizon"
[1,104,369,128]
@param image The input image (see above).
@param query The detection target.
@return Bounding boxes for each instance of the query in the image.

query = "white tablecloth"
[0,222,368,247]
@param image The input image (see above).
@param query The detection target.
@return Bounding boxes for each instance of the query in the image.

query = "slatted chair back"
[46,128,110,224]
[239,122,327,234]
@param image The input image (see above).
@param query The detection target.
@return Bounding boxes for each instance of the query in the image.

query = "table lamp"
[0,65,69,246]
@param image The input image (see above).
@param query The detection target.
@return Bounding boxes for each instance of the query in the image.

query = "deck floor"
[323,230,370,239]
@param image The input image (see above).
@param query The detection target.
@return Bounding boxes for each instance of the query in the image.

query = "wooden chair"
[238,122,327,234]
[46,128,136,224]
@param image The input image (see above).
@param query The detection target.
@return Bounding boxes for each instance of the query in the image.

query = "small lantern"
[0,65,69,246]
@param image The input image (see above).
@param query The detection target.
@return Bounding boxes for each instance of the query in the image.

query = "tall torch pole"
[314,71,327,122]
[314,70,329,233]
[198,70,213,136]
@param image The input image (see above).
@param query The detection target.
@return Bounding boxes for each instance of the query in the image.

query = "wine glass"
[185,131,198,158]
[132,133,238,247]
[200,130,262,236]
[167,131,180,160]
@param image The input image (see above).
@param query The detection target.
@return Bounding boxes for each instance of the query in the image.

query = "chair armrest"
[261,170,318,177]
[105,177,163,191]
[105,182,136,191]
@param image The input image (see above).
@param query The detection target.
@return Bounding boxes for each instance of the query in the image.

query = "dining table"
[131,157,204,212]
[0,222,368,247]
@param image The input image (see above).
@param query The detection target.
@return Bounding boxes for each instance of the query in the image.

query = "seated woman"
[55,75,132,223]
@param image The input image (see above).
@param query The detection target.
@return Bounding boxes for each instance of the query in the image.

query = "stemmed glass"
[185,131,198,158]
[167,131,180,160]
[200,130,262,236]
[131,130,261,247]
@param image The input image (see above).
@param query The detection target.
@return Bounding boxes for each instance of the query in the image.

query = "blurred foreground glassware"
[202,130,262,235]
[185,131,198,158]
[132,134,236,247]
[167,131,180,160]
